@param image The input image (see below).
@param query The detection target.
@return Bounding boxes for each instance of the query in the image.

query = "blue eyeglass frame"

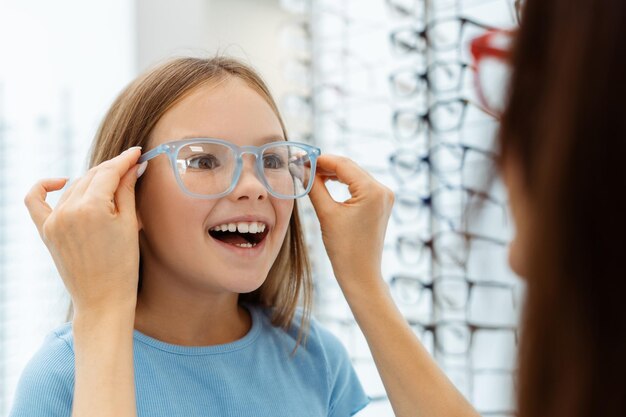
[137,138,321,200]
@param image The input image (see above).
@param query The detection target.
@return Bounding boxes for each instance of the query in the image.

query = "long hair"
[71,57,313,347]
[499,0,626,415]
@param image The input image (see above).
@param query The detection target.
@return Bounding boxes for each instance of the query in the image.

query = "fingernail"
[125,146,142,154]
[136,161,148,178]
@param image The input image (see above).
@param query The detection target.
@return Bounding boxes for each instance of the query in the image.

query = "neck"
[133,264,251,346]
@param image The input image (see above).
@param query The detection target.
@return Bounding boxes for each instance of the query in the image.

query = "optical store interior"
[1,0,552,416]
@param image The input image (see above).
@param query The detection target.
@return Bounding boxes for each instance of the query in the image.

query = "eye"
[263,153,286,170]
[186,154,221,170]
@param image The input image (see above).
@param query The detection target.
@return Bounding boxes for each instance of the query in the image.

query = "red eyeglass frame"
[470,29,515,117]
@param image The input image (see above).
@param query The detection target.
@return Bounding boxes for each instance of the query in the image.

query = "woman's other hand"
[23,147,147,317]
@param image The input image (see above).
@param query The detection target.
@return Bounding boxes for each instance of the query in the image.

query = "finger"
[114,161,147,214]
[64,147,138,202]
[320,160,377,183]
[65,163,104,198]
[313,165,339,182]
[85,147,142,200]
[308,172,337,218]
[57,171,96,206]
[24,178,69,237]
[315,155,370,196]
[316,166,337,177]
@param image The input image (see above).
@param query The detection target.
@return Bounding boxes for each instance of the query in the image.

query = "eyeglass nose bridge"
[230,147,270,194]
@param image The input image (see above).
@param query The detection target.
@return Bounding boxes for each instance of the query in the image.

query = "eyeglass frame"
[514,0,524,23]
[393,182,507,230]
[390,274,518,314]
[392,98,497,141]
[470,29,515,117]
[390,16,497,55]
[385,0,421,19]
[137,138,321,200]
[389,141,499,182]
[389,60,474,98]
[395,230,508,269]
[408,318,519,357]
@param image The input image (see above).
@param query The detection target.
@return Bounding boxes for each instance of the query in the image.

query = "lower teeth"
[234,242,257,248]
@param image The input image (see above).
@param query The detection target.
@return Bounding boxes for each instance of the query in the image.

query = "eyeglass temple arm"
[295,147,330,178]
[464,96,499,119]
[462,16,498,31]
[138,144,170,164]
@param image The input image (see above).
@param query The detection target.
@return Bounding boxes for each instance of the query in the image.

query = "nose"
[229,154,267,201]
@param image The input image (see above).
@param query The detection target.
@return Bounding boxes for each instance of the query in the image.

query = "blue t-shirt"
[9,304,369,417]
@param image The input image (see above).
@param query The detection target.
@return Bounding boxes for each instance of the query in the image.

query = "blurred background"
[0,0,521,416]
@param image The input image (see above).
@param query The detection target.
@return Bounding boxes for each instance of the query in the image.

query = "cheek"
[138,169,216,242]
[501,157,532,279]
[508,233,529,278]
[273,199,294,234]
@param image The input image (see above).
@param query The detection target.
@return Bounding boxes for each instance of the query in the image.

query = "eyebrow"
[179,134,286,144]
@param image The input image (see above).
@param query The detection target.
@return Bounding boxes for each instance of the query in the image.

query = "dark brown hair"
[499,0,626,416]
[71,57,312,347]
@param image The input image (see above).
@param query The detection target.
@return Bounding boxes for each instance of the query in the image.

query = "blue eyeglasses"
[138,138,321,199]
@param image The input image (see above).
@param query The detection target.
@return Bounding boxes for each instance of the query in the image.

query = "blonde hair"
[73,56,313,347]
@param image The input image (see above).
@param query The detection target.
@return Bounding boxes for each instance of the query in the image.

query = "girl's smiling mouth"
[208,220,270,249]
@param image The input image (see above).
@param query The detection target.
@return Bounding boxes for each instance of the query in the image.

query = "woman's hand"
[308,154,394,290]
[23,147,147,317]
[25,148,146,417]
[309,155,480,417]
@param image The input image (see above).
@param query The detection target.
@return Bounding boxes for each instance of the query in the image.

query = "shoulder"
[296,313,370,417]
[304,314,353,370]
[253,304,349,362]
[17,322,75,383]
[305,318,370,416]
[253,305,369,415]
[9,323,75,417]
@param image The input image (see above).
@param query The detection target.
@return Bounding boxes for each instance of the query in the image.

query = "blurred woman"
[307,0,626,416]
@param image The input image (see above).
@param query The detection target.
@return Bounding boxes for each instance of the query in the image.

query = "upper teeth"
[210,222,266,234]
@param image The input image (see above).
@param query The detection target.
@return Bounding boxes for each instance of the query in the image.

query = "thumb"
[115,161,147,213]
[24,178,69,238]
[307,173,336,220]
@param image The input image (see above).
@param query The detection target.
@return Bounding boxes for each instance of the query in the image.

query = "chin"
[228,281,265,295]
[224,271,268,294]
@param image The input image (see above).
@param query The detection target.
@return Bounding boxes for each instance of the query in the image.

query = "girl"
[13,57,371,417]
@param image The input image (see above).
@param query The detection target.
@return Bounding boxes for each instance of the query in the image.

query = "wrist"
[334,268,388,301]
[73,302,136,333]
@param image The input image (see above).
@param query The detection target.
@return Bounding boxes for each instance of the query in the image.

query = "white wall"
[0,1,136,414]
[136,0,291,99]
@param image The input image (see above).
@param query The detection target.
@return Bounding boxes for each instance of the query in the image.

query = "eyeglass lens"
[175,142,313,198]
